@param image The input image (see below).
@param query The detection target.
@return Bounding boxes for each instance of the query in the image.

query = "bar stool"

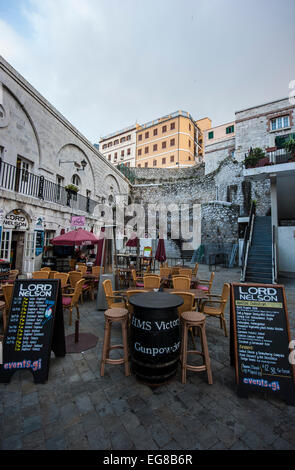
[180,311,213,385]
[100,308,130,377]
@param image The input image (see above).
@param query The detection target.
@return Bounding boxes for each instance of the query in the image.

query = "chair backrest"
[170,291,195,316]
[126,289,148,315]
[54,272,69,288]
[2,284,14,310]
[32,271,50,279]
[131,269,137,282]
[171,266,180,276]
[143,275,161,289]
[8,270,19,280]
[220,283,230,311]
[71,279,84,306]
[160,267,171,278]
[178,268,192,278]
[102,279,115,308]
[208,272,215,293]
[48,271,59,279]
[92,266,103,276]
[69,259,76,270]
[102,279,113,297]
[172,276,191,290]
[41,267,51,272]
[192,263,199,275]
[69,271,82,288]
[78,265,87,275]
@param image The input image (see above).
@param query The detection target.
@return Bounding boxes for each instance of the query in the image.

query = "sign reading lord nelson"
[0,279,66,384]
[3,210,28,230]
[231,282,295,405]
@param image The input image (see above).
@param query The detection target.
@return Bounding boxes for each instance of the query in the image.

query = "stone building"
[98,124,137,167]
[0,55,129,274]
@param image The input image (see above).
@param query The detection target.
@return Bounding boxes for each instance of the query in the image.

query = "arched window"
[71,174,81,200]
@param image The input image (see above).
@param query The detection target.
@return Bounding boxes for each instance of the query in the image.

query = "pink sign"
[71,216,85,227]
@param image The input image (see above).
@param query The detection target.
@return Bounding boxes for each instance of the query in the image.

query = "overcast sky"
[0,0,294,143]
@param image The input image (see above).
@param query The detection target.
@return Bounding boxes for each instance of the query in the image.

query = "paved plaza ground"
[1,265,295,451]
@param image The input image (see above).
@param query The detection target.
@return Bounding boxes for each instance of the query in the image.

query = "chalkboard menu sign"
[0,279,66,384]
[231,282,295,405]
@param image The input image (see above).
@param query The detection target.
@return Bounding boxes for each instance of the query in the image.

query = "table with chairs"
[99,263,231,387]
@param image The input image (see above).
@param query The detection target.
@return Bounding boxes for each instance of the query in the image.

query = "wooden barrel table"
[129,291,183,386]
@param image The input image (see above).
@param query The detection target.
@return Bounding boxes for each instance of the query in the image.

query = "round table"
[128,291,183,386]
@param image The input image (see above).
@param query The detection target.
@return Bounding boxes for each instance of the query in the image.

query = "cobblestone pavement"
[1,266,295,451]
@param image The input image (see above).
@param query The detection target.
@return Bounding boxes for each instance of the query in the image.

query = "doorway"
[11,231,25,271]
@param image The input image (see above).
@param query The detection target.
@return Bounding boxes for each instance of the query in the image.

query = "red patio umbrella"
[95,228,106,266]
[126,232,138,247]
[155,237,166,263]
[51,228,99,246]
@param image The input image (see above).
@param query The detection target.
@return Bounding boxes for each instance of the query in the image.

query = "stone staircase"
[245,216,273,284]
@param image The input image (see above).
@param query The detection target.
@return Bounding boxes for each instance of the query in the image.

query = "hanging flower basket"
[65,184,79,194]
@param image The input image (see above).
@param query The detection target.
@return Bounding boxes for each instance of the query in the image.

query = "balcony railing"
[0,159,98,214]
[267,149,293,165]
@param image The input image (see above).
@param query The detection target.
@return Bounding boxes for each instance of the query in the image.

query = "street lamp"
[59,159,88,171]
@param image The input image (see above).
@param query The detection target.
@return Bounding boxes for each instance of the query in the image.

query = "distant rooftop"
[100,110,199,141]
[100,124,136,141]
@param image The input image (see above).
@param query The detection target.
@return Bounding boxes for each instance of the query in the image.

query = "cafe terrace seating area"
[1,259,295,451]
[0,261,230,386]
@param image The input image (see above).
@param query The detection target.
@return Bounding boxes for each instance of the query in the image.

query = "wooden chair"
[41,267,51,273]
[68,271,91,302]
[126,289,148,319]
[131,269,144,288]
[170,291,197,347]
[54,272,69,290]
[171,266,180,276]
[192,263,199,276]
[69,259,76,271]
[77,265,88,275]
[200,283,230,336]
[8,270,19,281]
[160,267,172,278]
[1,284,14,332]
[170,291,195,317]
[103,279,125,309]
[172,276,191,290]
[178,268,192,278]
[92,266,104,276]
[48,271,59,279]
[32,271,50,279]
[62,278,84,325]
[197,272,215,294]
[143,275,161,289]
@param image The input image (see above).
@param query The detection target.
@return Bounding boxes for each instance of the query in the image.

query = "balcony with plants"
[243,138,295,170]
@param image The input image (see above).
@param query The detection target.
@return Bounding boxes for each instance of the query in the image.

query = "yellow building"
[135,111,205,168]
[195,117,212,158]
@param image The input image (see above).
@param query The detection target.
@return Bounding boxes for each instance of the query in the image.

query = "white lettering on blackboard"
[19,283,52,297]
[239,286,278,302]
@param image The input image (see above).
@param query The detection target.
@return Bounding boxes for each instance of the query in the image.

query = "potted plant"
[243,147,266,168]
[65,183,79,194]
[284,138,295,161]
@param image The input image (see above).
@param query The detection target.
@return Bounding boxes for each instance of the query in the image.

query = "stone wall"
[0,55,129,206]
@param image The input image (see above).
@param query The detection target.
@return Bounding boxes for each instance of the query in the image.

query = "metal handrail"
[241,201,256,281]
[0,159,98,214]
[272,225,278,284]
